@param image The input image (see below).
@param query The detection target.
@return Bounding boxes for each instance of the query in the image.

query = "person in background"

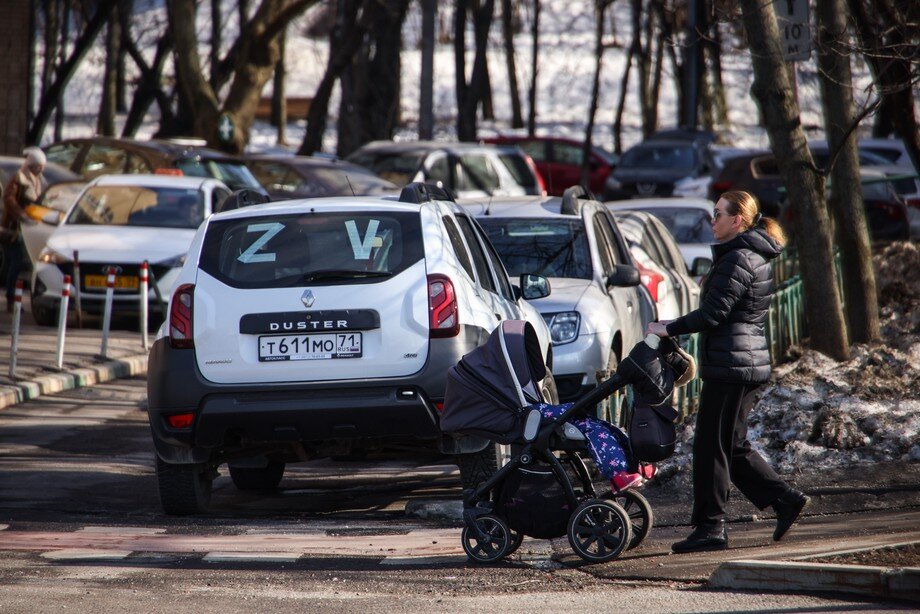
[2,147,47,313]
[646,190,810,553]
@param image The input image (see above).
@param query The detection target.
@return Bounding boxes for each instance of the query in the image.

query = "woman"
[2,147,46,313]
[647,190,809,553]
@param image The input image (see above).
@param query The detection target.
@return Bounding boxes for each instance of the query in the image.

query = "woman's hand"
[646,320,672,337]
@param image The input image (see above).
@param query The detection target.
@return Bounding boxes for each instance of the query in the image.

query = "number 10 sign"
[775,0,812,62]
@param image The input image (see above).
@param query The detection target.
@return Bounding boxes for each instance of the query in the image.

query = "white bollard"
[73,250,83,329]
[100,267,116,360]
[8,280,23,378]
[139,261,149,351]
[55,275,71,370]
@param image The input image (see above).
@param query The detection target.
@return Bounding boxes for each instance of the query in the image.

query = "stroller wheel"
[610,490,654,550]
[505,529,524,556]
[567,499,632,563]
[461,514,512,563]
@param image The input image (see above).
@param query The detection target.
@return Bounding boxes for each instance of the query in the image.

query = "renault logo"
[301,289,315,308]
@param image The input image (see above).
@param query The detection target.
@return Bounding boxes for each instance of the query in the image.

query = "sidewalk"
[0,295,150,410]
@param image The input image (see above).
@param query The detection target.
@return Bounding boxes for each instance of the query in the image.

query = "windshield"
[66,185,204,229]
[346,152,424,187]
[620,145,697,171]
[634,207,715,244]
[199,211,423,289]
[176,158,261,190]
[477,218,593,279]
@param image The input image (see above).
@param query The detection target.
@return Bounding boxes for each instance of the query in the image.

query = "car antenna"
[345,175,356,196]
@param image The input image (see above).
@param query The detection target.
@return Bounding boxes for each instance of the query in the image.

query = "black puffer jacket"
[665,226,782,383]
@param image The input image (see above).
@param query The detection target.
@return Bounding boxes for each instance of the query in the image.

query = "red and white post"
[8,280,23,378]
[73,250,83,329]
[55,275,71,370]
[140,261,149,351]
[100,266,116,359]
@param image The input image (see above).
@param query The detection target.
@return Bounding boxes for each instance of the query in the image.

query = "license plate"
[258,333,363,362]
[84,274,139,290]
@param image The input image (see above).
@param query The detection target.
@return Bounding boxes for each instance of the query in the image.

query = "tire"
[541,370,559,404]
[505,529,524,556]
[599,350,619,422]
[229,461,285,491]
[31,297,57,327]
[457,443,503,491]
[461,514,512,563]
[155,456,213,515]
[610,490,654,550]
[567,498,632,563]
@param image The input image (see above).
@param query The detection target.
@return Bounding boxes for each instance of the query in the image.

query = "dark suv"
[603,139,716,200]
[44,137,267,195]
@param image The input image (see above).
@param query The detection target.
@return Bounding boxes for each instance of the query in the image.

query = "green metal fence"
[673,248,840,416]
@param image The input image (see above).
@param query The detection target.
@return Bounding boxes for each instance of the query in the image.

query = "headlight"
[544,311,581,345]
[38,247,71,264]
[157,254,187,269]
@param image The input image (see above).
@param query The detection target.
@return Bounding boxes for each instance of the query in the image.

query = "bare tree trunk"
[115,0,130,112]
[40,0,60,104]
[739,0,849,361]
[631,0,654,137]
[122,33,175,137]
[581,1,611,187]
[502,0,523,128]
[419,0,435,139]
[210,0,222,91]
[271,25,287,145]
[526,0,539,136]
[54,0,71,142]
[613,44,634,154]
[653,0,684,127]
[817,0,879,343]
[708,19,729,128]
[482,57,494,120]
[98,3,120,136]
[648,7,662,132]
[458,0,494,141]
[455,0,469,138]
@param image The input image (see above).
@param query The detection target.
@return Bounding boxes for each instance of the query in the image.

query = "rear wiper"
[301,269,393,283]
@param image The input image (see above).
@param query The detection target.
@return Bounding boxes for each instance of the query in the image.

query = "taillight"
[906,198,920,211]
[525,154,548,196]
[166,413,194,429]
[427,274,459,338]
[711,180,733,192]
[169,283,195,348]
[637,263,664,304]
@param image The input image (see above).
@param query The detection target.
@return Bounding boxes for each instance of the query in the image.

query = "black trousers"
[691,380,790,526]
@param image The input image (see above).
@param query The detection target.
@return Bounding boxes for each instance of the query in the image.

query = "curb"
[0,354,148,410]
[710,555,920,603]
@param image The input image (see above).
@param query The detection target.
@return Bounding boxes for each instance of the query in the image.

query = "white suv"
[147,183,554,514]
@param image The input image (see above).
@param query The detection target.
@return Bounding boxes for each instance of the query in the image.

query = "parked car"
[874,166,920,238]
[243,154,397,200]
[21,180,86,266]
[346,141,544,198]
[43,137,268,195]
[31,174,233,326]
[603,139,717,200]
[460,188,649,409]
[672,146,759,200]
[605,197,716,276]
[645,127,718,146]
[846,137,915,168]
[484,135,615,196]
[612,210,701,321]
[146,182,556,514]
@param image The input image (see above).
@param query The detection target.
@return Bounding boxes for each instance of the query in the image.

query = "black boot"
[671,521,728,553]
[773,490,810,541]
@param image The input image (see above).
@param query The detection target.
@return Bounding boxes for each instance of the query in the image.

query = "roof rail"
[560,185,596,215]
[398,182,456,204]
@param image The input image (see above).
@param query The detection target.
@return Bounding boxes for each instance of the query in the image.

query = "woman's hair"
[719,190,786,246]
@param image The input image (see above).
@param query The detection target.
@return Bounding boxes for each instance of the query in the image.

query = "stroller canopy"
[440,320,546,442]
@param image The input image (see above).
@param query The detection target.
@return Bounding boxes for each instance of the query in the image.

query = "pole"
[140,261,149,351]
[55,275,71,370]
[73,250,83,329]
[100,266,115,360]
[8,280,23,379]
[419,0,435,140]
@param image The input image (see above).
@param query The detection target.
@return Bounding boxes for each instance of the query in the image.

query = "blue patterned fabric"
[534,402,631,479]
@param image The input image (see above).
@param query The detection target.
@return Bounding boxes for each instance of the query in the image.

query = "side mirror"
[511,284,522,301]
[606,264,641,287]
[691,257,713,278]
[519,273,551,300]
[42,210,63,226]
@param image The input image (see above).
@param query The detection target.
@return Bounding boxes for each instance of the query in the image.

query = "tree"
[456,0,495,141]
[738,0,849,361]
[816,0,879,343]
[501,0,524,129]
[168,0,319,154]
[526,0,540,136]
[581,0,613,186]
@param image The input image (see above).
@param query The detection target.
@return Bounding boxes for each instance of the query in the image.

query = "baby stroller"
[440,320,693,564]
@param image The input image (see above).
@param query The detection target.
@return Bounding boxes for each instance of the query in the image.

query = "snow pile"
[656,242,920,483]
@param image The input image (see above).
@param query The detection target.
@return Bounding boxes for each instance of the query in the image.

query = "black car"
[243,154,396,200]
[603,139,716,200]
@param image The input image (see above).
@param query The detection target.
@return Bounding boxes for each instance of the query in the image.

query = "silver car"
[460,190,650,412]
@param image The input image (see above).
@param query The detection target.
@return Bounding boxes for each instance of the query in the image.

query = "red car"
[485,136,618,197]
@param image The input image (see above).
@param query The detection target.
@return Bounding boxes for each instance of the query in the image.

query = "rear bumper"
[147,327,491,464]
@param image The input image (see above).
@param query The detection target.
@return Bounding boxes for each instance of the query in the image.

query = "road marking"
[41,549,132,561]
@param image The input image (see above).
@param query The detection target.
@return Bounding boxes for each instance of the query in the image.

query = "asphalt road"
[0,378,914,613]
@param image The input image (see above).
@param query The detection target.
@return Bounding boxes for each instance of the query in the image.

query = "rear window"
[497,152,536,188]
[620,145,697,171]
[199,211,423,289]
[347,152,424,187]
[635,207,715,244]
[176,158,262,191]
[477,218,593,279]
